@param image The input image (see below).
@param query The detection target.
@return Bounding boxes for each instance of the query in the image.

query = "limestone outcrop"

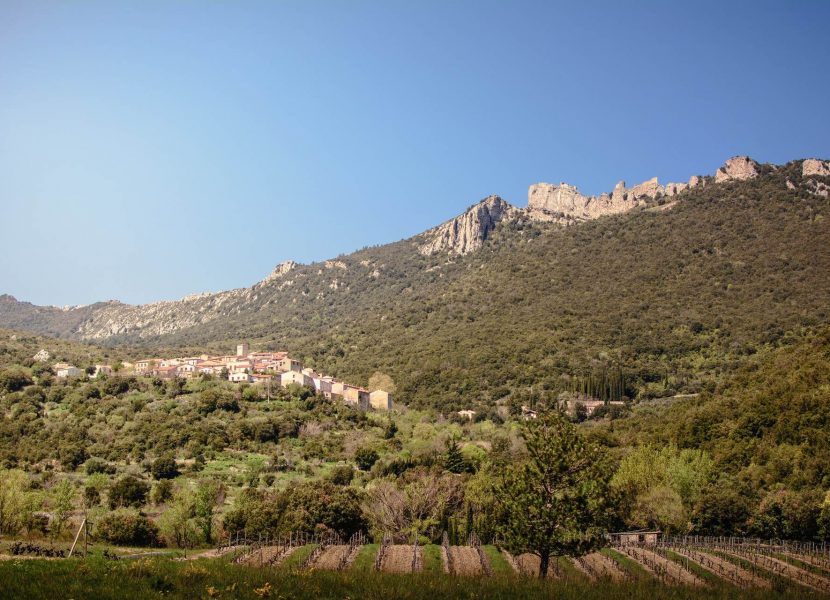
[418,195,518,255]
[261,260,296,284]
[803,159,830,177]
[525,175,701,223]
[715,156,759,183]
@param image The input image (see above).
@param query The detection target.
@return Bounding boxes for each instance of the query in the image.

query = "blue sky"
[1,1,828,306]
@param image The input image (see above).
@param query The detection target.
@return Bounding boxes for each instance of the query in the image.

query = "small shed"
[608,529,661,546]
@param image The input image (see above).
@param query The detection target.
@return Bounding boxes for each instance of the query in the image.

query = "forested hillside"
[164,160,830,410]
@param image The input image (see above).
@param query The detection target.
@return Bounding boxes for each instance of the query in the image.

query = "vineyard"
[213,531,830,594]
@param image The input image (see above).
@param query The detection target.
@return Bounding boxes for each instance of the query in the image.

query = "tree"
[495,413,611,578]
[150,453,180,480]
[96,509,160,546]
[51,479,75,539]
[109,476,150,509]
[354,447,379,471]
[0,368,33,393]
[0,469,35,535]
[158,487,200,549]
[443,438,467,474]
[368,372,396,393]
[193,480,222,544]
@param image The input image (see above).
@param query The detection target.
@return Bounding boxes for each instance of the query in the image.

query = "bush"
[0,368,33,393]
[109,476,150,509]
[150,454,180,480]
[96,510,160,547]
[354,447,379,471]
[327,465,354,486]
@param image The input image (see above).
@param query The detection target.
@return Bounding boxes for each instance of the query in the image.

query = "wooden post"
[68,517,87,558]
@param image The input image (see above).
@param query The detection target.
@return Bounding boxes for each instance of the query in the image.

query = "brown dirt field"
[620,546,705,587]
[725,550,830,593]
[238,545,293,566]
[311,545,351,571]
[381,545,418,573]
[580,552,627,582]
[512,553,549,578]
[678,548,770,589]
[450,546,483,576]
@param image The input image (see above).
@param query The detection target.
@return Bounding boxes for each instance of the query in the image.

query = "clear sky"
[1,1,828,306]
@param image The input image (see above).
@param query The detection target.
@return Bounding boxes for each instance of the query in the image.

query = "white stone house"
[369,390,392,411]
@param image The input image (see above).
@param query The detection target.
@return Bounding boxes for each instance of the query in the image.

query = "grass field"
[0,554,822,600]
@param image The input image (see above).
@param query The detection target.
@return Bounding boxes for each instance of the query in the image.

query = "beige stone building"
[369,390,392,411]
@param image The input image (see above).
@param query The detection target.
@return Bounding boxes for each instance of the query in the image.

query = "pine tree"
[494,412,611,578]
[444,438,466,474]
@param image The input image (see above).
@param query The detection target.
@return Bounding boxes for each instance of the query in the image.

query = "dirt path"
[311,545,351,570]
[381,545,419,573]
[580,552,628,582]
[450,546,483,576]
[619,546,705,587]
[724,550,830,593]
[673,547,770,589]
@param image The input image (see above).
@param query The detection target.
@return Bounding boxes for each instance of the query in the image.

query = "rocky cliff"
[417,195,518,255]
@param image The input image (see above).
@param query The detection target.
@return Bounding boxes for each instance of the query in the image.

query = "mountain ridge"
[1,155,828,348]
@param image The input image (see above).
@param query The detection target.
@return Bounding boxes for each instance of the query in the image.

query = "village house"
[176,363,198,379]
[457,409,476,420]
[343,385,370,410]
[369,390,392,411]
[135,359,160,374]
[54,363,83,378]
[277,356,302,373]
[280,370,314,388]
[229,371,253,383]
[313,375,334,399]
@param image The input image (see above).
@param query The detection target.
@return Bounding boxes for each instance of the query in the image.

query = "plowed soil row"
[450,546,483,576]
[724,550,830,593]
[580,552,628,582]
[312,545,351,570]
[674,547,770,589]
[620,546,705,587]
[381,545,419,573]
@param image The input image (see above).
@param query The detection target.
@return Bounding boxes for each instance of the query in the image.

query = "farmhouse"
[54,363,82,378]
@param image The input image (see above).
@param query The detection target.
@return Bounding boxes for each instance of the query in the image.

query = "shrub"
[96,510,160,546]
[150,454,180,480]
[109,476,150,509]
[354,447,379,471]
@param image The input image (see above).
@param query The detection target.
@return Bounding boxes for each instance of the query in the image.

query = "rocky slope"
[1,156,827,345]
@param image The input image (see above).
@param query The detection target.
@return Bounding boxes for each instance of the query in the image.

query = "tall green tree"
[495,413,611,578]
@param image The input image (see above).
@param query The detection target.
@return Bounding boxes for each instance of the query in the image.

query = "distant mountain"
[2,156,829,409]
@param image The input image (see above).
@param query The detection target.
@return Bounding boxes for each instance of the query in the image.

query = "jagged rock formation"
[525,175,701,223]
[262,260,297,284]
[715,156,759,182]
[803,159,830,177]
[418,195,517,255]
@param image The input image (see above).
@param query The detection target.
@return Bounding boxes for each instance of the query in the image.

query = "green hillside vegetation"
[1,325,829,551]
[148,161,830,413]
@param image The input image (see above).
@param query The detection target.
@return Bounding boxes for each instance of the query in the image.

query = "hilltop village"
[50,342,392,411]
